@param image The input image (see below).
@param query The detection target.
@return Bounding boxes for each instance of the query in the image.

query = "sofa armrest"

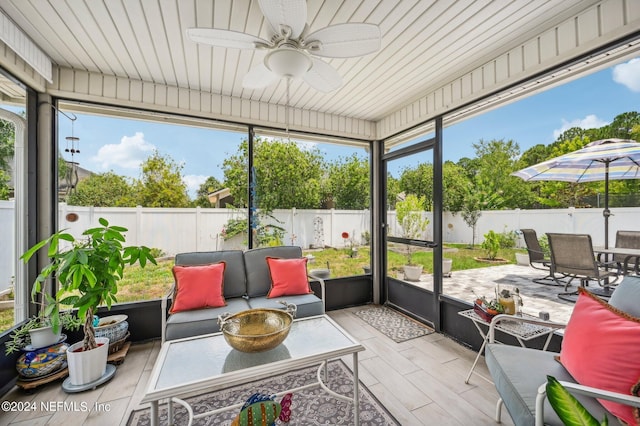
[307,273,326,313]
[535,380,640,426]
[488,314,566,344]
[161,283,175,344]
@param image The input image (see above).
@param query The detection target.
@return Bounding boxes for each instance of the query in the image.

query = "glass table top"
[153,315,361,392]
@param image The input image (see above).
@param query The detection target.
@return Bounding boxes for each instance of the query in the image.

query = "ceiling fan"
[187,0,381,93]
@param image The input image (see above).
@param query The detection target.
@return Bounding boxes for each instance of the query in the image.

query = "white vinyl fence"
[1,200,639,293]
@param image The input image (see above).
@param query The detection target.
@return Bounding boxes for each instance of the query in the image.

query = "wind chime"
[64,113,80,195]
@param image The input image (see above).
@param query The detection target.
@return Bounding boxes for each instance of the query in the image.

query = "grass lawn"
[1,244,523,334]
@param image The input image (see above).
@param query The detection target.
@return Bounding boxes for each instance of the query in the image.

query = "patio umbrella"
[512,138,640,248]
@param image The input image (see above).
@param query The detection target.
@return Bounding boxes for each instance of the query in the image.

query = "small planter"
[515,252,530,266]
[442,258,453,277]
[29,325,62,349]
[403,265,423,281]
[66,337,110,386]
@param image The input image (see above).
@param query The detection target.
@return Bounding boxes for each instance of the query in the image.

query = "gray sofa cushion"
[609,275,640,317]
[485,344,618,426]
[244,246,303,298]
[175,250,246,298]
[248,294,324,318]
[165,297,251,341]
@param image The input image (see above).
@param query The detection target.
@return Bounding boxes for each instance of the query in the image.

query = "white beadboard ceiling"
[0,0,609,124]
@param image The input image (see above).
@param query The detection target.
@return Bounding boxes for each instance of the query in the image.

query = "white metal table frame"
[141,315,365,426]
[459,310,556,384]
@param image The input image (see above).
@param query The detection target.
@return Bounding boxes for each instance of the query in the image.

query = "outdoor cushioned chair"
[546,232,619,301]
[486,275,640,426]
[520,229,561,286]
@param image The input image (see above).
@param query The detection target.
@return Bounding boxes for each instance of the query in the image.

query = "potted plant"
[396,194,429,281]
[21,217,156,386]
[4,311,82,355]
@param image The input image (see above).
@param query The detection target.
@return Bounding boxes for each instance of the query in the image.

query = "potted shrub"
[396,194,429,281]
[21,217,156,386]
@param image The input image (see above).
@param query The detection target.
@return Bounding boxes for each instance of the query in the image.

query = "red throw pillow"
[266,257,312,298]
[170,262,226,313]
[559,288,640,425]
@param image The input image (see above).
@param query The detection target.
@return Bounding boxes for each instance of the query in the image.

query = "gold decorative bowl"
[218,305,296,353]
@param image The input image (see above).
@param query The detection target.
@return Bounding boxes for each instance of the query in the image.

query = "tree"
[326,153,370,209]
[399,163,433,209]
[0,169,9,200]
[222,138,324,210]
[193,176,223,208]
[472,139,536,209]
[67,172,136,207]
[134,151,190,207]
[0,119,15,172]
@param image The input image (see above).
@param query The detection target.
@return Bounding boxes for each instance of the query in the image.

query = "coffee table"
[141,314,365,426]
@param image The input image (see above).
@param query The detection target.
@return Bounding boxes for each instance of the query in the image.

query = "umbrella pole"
[603,163,610,249]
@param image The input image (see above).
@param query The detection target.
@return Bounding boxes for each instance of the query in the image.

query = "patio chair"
[612,230,640,274]
[520,229,563,286]
[547,233,620,302]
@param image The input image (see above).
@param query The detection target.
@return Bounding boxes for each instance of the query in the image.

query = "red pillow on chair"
[266,257,312,298]
[559,288,640,425]
[170,262,226,313]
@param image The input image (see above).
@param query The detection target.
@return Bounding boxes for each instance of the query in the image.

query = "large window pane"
[0,75,27,332]
[253,130,371,279]
[56,107,247,304]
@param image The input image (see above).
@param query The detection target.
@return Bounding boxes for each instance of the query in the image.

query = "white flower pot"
[516,252,530,266]
[29,325,61,349]
[403,265,423,281]
[66,337,109,386]
[443,258,453,276]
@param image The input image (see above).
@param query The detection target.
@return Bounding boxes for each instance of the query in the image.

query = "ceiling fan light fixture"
[265,47,312,78]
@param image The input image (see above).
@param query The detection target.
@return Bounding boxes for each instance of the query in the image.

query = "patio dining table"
[593,246,640,275]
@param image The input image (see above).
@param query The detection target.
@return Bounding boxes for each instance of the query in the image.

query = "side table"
[458,309,556,384]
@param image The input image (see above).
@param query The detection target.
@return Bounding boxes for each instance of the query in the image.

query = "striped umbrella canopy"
[512,138,640,248]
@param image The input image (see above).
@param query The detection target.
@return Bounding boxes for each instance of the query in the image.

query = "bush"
[498,229,517,249]
[481,230,501,260]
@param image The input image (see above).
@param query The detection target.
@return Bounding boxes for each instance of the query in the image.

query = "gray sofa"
[486,275,640,426]
[161,246,325,342]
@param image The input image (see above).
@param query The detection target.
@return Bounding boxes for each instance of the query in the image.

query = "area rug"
[354,305,434,343]
[127,360,399,426]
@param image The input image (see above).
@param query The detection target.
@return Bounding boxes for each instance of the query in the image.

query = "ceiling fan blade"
[187,28,268,49]
[303,57,342,93]
[305,23,381,58]
[242,63,280,89]
[258,0,307,38]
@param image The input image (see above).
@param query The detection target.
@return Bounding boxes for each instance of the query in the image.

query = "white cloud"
[90,132,155,171]
[183,174,208,196]
[552,114,609,139]
[612,58,640,92]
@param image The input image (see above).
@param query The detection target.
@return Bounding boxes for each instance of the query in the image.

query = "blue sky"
[53,56,640,197]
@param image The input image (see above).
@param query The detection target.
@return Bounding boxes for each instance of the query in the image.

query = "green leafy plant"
[21,218,156,351]
[481,230,501,260]
[546,375,608,425]
[396,194,429,265]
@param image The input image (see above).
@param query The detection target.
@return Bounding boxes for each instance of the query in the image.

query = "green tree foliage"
[0,119,15,172]
[386,174,401,210]
[134,150,190,207]
[326,153,369,209]
[0,169,9,200]
[472,139,536,209]
[193,176,223,208]
[399,163,433,208]
[222,138,324,210]
[67,172,136,207]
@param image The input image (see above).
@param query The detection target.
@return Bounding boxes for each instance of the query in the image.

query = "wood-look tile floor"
[0,308,514,426]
